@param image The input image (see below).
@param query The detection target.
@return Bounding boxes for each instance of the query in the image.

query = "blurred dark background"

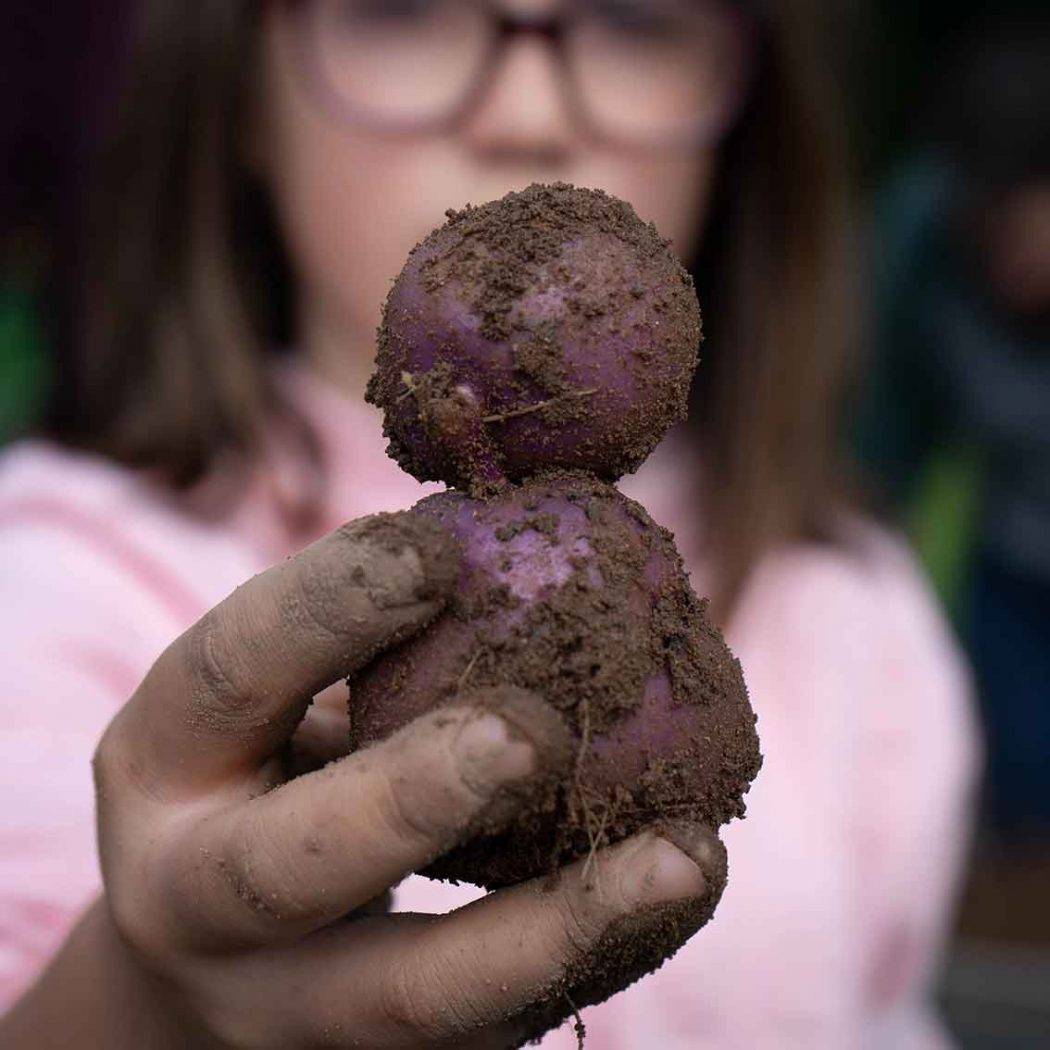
[2,2,1048,1044]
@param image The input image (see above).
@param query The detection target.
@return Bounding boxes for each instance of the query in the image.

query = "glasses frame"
[283,0,758,153]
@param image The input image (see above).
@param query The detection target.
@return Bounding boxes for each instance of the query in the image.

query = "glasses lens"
[571,0,750,145]
[311,0,488,125]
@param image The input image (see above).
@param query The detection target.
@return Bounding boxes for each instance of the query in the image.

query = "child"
[0,2,977,1046]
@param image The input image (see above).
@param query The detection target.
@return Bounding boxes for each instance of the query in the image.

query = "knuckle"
[209,799,339,935]
[381,952,489,1043]
[106,874,168,961]
[553,883,608,962]
[183,612,258,733]
[92,714,161,803]
[245,814,319,923]
[282,556,346,641]
[375,765,460,851]
[214,816,298,929]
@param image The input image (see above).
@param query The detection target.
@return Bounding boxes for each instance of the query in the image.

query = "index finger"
[117,512,459,793]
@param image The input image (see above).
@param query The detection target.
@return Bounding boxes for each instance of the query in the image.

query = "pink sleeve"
[0,518,182,1010]
[852,536,981,1047]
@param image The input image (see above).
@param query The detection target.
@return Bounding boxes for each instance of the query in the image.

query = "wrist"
[1,900,210,1050]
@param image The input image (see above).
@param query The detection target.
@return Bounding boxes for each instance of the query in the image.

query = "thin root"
[395,371,417,403]
[457,650,481,690]
[481,388,598,424]
[564,992,586,1050]
[572,700,607,898]
[580,798,612,886]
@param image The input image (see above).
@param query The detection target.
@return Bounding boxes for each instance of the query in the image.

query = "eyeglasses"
[286,0,756,150]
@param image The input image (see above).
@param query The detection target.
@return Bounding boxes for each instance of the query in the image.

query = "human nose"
[459,33,576,164]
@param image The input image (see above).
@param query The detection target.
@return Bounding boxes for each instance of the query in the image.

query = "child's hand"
[73,515,716,1048]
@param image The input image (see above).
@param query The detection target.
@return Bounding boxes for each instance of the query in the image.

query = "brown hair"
[51,0,861,618]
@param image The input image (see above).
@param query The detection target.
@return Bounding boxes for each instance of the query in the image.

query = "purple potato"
[350,474,761,889]
[366,183,702,492]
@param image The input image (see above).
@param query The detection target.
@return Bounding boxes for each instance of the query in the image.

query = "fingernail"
[454,711,536,792]
[656,821,727,891]
[338,513,460,606]
[618,836,707,906]
[384,514,459,602]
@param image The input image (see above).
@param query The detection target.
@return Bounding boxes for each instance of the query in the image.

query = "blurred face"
[979,182,1050,318]
[258,0,750,391]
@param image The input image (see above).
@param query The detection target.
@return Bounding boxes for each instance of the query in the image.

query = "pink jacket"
[0,364,978,1048]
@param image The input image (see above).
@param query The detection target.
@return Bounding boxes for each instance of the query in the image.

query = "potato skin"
[350,475,761,889]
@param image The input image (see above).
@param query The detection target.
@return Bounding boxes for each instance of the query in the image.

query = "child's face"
[259,1,737,372]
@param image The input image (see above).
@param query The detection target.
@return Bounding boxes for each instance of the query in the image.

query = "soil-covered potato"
[353,183,761,990]
[366,183,702,492]
[350,474,761,889]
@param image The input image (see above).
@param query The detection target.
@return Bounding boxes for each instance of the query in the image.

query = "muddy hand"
[83,513,719,1048]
